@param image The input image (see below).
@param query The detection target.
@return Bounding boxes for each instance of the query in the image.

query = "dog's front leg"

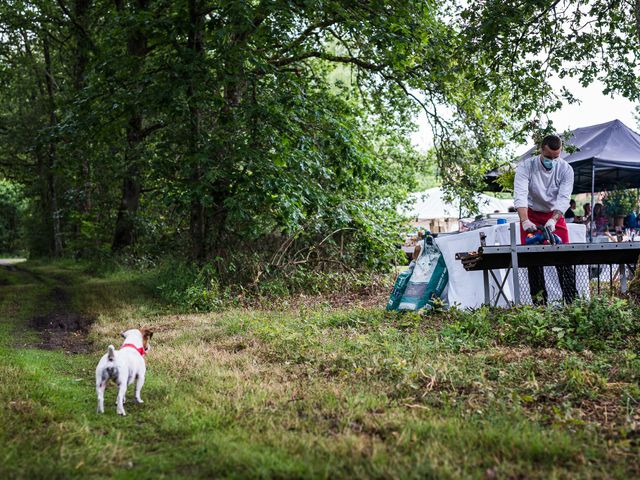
[134,372,145,403]
[116,382,127,416]
[96,380,107,413]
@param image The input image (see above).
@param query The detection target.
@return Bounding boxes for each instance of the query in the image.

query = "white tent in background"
[400,187,513,219]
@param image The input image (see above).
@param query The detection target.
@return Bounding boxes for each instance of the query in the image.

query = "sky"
[410,77,639,156]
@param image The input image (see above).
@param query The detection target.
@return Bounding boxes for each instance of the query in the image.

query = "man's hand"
[545,218,557,232]
[522,219,536,232]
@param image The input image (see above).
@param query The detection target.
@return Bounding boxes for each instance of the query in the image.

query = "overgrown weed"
[440,297,640,353]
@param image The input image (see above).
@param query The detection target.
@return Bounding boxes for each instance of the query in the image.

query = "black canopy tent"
[485,119,640,194]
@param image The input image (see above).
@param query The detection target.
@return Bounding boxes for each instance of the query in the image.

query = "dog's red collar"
[121,343,145,356]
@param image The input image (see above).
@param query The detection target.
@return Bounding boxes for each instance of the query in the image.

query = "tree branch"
[275,18,340,56]
[269,51,385,71]
[140,122,164,139]
[508,0,562,65]
[54,0,98,53]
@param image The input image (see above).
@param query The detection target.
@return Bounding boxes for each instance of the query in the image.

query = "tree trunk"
[112,0,149,251]
[187,0,206,260]
[43,35,63,256]
[74,0,93,214]
[636,0,640,47]
[112,143,141,250]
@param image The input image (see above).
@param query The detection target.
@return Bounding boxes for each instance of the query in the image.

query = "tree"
[1,0,639,277]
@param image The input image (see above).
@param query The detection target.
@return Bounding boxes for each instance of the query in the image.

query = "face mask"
[541,156,555,170]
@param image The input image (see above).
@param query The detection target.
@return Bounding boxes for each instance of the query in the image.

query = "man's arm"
[513,160,535,230]
[513,160,530,212]
[552,164,574,218]
[517,207,529,223]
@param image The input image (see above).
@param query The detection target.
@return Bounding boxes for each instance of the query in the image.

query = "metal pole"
[590,161,595,243]
[480,231,490,305]
[483,270,490,305]
[510,222,521,305]
[621,264,628,293]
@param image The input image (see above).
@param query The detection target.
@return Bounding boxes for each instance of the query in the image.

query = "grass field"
[0,261,638,479]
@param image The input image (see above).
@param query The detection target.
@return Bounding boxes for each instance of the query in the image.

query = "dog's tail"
[107,345,116,361]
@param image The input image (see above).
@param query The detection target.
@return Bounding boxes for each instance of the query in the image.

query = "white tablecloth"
[435,223,588,308]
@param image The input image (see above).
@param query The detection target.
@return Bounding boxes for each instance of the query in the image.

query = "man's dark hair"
[541,134,562,150]
[570,199,576,207]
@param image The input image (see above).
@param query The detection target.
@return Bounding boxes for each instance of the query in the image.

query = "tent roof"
[486,119,640,194]
[400,187,513,219]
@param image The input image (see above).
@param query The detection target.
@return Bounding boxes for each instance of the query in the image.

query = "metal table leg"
[490,268,512,307]
[510,223,521,305]
[483,269,490,305]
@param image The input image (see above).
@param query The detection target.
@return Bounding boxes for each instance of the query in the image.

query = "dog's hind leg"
[96,380,107,413]
[116,382,127,416]
[134,372,145,404]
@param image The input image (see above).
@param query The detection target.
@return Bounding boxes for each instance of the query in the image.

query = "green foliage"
[147,257,387,311]
[150,261,223,312]
[0,179,27,254]
[603,188,638,217]
[0,0,429,269]
[457,0,640,128]
[495,166,516,194]
[2,0,640,275]
[442,297,639,353]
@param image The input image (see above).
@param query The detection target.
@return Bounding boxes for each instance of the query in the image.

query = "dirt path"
[28,284,95,354]
[0,258,27,266]
[2,264,95,354]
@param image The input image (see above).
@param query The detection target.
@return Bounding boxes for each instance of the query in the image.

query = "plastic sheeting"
[400,187,513,219]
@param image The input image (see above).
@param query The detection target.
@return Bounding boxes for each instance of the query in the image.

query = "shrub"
[602,188,638,217]
[0,179,27,254]
[150,261,223,312]
[441,297,639,352]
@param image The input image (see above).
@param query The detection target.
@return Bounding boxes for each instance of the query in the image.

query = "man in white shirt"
[514,134,577,304]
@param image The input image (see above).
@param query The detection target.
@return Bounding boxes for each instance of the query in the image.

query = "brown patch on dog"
[140,327,154,351]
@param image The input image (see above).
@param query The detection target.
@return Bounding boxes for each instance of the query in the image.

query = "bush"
[150,261,223,312]
[143,257,390,311]
[441,297,639,352]
[0,179,27,255]
[602,188,638,217]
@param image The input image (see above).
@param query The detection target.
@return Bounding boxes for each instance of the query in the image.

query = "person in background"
[624,207,638,229]
[582,203,592,225]
[593,203,608,235]
[514,134,577,304]
[564,199,576,223]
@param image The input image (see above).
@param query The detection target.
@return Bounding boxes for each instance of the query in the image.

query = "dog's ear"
[141,328,153,339]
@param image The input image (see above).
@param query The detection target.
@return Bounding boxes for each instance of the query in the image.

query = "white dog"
[95,328,153,415]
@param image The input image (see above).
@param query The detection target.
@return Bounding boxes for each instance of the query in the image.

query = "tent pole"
[590,161,595,243]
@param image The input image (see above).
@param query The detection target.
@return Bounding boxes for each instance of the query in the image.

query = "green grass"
[0,262,638,479]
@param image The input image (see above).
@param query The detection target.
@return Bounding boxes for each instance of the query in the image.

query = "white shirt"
[513,155,574,213]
